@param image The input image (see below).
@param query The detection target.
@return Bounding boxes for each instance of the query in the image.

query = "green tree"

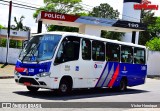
[0,24,7,29]
[89,3,123,40]
[11,15,30,31]
[13,15,25,31]
[146,37,160,51]
[101,31,124,41]
[33,0,83,18]
[0,24,4,29]
[0,24,23,48]
[48,25,79,32]
[139,10,158,45]
[148,17,160,37]
[0,25,6,47]
[33,0,84,32]
[10,16,30,48]
[89,3,119,19]
[0,39,6,47]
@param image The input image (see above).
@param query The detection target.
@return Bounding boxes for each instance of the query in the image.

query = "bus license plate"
[24,82,31,86]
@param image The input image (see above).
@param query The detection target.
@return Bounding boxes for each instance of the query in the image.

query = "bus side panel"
[114,63,147,87]
[72,60,91,88]
[53,60,90,89]
[128,64,147,86]
[95,62,120,88]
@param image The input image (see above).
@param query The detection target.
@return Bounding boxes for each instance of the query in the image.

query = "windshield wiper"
[21,43,40,63]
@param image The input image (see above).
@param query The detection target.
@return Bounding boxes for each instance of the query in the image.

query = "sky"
[0,0,159,33]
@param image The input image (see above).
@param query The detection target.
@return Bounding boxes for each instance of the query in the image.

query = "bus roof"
[33,31,146,49]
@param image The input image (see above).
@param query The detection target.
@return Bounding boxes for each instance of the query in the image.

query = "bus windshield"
[19,34,62,62]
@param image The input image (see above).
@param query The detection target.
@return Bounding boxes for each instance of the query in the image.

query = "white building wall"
[0,29,29,38]
[0,47,21,64]
[79,25,101,37]
[147,50,160,76]
[122,2,141,44]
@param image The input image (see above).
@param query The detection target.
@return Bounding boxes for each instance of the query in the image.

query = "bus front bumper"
[14,72,60,89]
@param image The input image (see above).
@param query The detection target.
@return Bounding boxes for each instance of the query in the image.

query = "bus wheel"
[59,80,71,95]
[27,86,39,92]
[118,79,127,91]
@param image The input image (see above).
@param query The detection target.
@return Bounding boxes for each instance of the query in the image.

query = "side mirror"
[22,40,28,49]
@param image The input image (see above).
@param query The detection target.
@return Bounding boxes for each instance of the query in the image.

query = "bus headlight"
[37,72,51,77]
[14,70,20,76]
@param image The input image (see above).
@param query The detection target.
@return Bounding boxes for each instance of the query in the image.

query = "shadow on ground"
[13,88,149,101]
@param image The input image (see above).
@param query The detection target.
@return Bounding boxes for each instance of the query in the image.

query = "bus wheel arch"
[58,76,73,94]
[118,76,128,91]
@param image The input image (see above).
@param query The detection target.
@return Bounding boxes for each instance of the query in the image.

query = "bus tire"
[58,80,72,95]
[118,78,127,91]
[27,86,39,92]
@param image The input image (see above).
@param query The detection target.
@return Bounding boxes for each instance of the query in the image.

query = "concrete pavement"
[0,64,15,79]
[0,78,160,111]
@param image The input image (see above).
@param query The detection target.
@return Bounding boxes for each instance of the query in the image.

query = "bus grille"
[19,77,39,85]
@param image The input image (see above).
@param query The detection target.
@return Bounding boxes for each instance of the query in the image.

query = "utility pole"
[2,1,12,68]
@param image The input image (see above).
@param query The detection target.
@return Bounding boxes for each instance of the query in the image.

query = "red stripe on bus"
[15,67,26,72]
[108,64,120,87]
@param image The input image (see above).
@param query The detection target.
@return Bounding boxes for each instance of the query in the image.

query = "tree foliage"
[48,25,78,32]
[89,3,123,40]
[11,16,30,31]
[0,24,4,29]
[0,16,29,49]
[33,0,84,32]
[0,24,7,29]
[148,17,160,37]
[101,31,124,41]
[33,0,83,19]
[0,38,22,48]
[89,3,119,19]
[14,15,24,31]
[146,37,160,51]
[139,10,160,45]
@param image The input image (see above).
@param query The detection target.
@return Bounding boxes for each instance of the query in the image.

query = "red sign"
[41,11,79,22]
[134,0,158,10]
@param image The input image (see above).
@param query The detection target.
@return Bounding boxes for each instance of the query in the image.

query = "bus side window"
[54,36,80,64]
[121,45,133,63]
[92,41,105,61]
[134,47,145,64]
[106,43,120,62]
[82,39,91,60]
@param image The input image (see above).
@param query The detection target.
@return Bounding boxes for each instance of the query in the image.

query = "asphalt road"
[0,78,160,111]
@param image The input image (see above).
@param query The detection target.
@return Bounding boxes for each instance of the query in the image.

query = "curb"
[0,76,14,79]
[147,75,160,78]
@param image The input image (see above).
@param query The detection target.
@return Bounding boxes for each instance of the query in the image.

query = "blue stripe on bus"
[95,62,108,87]
[15,61,52,76]
[101,63,114,87]
[96,63,109,87]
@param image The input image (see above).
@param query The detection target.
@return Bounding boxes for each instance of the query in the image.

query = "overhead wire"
[13,0,43,7]
[0,0,38,10]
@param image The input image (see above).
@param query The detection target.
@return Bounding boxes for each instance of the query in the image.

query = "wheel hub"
[60,84,67,92]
